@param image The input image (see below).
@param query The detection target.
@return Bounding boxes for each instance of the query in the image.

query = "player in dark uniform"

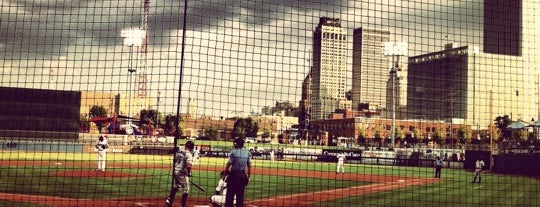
[223,138,251,207]
[166,141,195,207]
[434,156,444,178]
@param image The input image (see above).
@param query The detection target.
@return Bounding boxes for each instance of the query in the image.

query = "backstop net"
[1,0,539,206]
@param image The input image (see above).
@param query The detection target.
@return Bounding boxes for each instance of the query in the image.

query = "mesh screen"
[1,0,540,206]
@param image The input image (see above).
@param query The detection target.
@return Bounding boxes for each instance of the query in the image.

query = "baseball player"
[336,152,346,173]
[193,146,200,165]
[270,148,275,162]
[210,171,236,207]
[434,156,444,178]
[471,158,485,183]
[166,141,195,207]
[95,134,108,172]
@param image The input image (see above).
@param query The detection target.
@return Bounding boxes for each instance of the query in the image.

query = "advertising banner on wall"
[319,149,363,162]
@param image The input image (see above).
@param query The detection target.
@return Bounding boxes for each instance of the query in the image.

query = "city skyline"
[1,0,538,120]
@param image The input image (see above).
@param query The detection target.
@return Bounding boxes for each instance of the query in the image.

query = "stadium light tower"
[121,28,145,130]
[383,41,408,148]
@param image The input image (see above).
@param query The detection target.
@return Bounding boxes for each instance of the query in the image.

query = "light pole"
[471,46,479,143]
[384,41,408,148]
[121,28,145,132]
[127,45,136,125]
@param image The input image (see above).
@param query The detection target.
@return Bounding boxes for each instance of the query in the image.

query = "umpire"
[223,138,252,207]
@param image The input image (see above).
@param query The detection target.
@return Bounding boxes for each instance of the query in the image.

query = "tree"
[394,127,405,143]
[140,109,159,135]
[164,114,184,136]
[140,109,159,126]
[433,128,442,144]
[457,126,471,144]
[494,115,512,139]
[412,128,421,144]
[204,125,218,140]
[79,114,89,133]
[89,105,107,133]
[373,126,382,145]
[357,127,366,144]
[232,118,259,139]
[262,129,272,141]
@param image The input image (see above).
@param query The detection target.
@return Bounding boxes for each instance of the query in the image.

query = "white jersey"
[475,160,485,169]
[96,138,108,151]
[194,149,200,157]
[337,153,346,163]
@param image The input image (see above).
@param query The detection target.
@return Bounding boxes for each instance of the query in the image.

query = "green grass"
[316,169,540,207]
[0,152,367,202]
[3,151,540,207]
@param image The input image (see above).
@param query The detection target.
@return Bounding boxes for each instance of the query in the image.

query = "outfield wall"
[493,154,540,176]
[1,139,131,154]
[0,140,82,153]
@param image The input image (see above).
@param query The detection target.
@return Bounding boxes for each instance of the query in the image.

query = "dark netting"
[1,0,539,206]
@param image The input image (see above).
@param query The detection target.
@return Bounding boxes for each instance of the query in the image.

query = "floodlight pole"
[121,28,145,128]
[128,44,136,125]
[390,55,398,148]
[384,41,407,148]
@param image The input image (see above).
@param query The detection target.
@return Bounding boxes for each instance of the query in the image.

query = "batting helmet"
[185,141,195,150]
[233,138,245,148]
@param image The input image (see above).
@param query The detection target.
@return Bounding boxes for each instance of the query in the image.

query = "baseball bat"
[190,180,206,192]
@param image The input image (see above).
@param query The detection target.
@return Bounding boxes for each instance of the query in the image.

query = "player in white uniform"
[336,153,346,173]
[471,159,485,183]
[210,171,236,207]
[270,149,275,162]
[95,135,108,172]
[166,141,194,207]
[193,147,200,165]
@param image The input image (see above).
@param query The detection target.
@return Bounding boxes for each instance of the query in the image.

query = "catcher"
[210,171,236,207]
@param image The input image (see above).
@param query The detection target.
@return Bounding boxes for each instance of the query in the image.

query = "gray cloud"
[1,0,347,58]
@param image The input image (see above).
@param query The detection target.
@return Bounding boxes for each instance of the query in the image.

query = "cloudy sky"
[0,0,485,117]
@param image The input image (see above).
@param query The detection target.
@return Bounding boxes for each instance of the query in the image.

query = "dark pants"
[225,171,248,207]
[435,165,442,178]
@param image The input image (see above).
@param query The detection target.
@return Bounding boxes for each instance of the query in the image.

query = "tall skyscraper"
[299,73,312,127]
[309,17,348,120]
[484,0,522,56]
[351,28,391,111]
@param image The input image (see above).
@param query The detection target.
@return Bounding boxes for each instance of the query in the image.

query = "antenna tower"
[137,0,150,97]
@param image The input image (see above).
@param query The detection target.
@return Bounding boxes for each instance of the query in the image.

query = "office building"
[351,28,391,110]
[484,0,522,56]
[309,17,348,120]
[407,44,538,129]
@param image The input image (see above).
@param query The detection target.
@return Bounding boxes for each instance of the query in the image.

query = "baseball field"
[1,151,539,207]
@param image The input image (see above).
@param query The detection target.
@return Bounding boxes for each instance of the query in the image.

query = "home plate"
[398,180,405,182]
[54,162,62,165]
